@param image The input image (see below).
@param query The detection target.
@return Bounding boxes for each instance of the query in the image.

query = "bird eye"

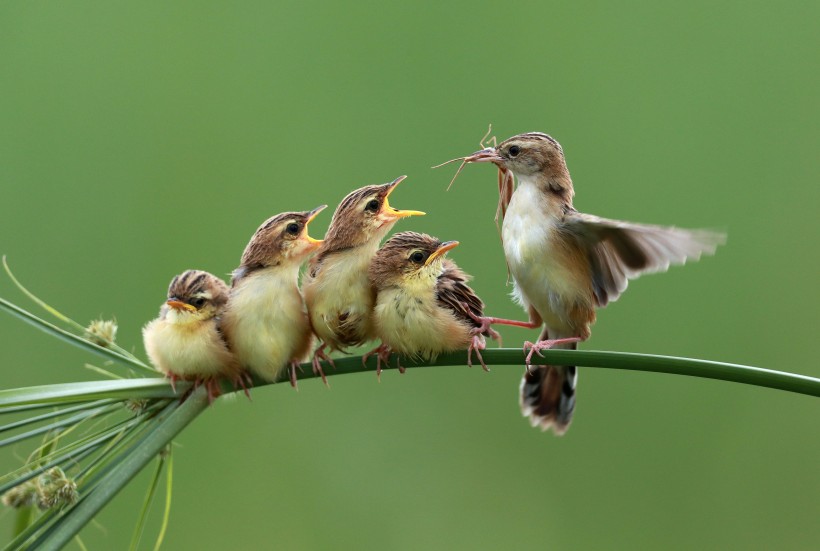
[191,297,206,308]
[286,222,300,235]
[410,251,425,263]
[365,199,380,212]
[508,145,521,157]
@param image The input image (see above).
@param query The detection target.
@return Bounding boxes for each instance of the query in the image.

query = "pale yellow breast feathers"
[305,246,378,348]
[143,317,236,379]
[374,275,471,359]
[222,265,311,381]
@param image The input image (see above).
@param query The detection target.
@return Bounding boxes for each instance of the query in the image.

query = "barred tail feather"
[519,338,577,435]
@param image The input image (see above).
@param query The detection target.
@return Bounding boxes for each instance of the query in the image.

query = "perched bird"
[450,131,725,434]
[142,270,242,402]
[303,176,425,379]
[367,231,500,376]
[221,206,326,387]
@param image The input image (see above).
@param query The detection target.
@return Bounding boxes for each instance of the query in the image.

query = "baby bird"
[143,270,242,402]
[221,206,325,387]
[303,176,424,379]
[452,131,725,434]
[367,231,500,377]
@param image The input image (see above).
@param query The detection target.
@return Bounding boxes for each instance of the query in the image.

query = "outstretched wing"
[563,212,726,307]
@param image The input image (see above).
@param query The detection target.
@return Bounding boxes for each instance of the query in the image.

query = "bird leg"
[467,334,490,372]
[231,373,252,400]
[203,378,222,405]
[311,343,335,387]
[288,361,304,389]
[523,338,582,367]
[362,343,393,379]
[167,373,179,393]
[462,304,538,340]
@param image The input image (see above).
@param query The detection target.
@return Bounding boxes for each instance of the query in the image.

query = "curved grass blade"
[0,402,122,448]
[322,349,820,398]
[33,389,208,550]
[0,400,115,435]
[2,257,144,364]
[129,452,166,551]
[0,296,156,375]
[153,449,173,551]
[0,379,183,410]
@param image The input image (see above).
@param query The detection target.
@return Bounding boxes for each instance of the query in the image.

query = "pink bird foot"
[362,344,392,379]
[289,361,304,389]
[523,338,582,367]
[467,333,490,372]
[311,345,335,387]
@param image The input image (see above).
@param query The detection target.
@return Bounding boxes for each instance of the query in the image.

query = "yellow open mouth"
[304,204,327,246]
[383,176,425,218]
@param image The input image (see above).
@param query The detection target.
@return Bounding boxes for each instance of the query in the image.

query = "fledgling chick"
[303,176,425,380]
[367,231,500,377]
[221,206,325,387]
[447,131,726,434]
[142,270,242,402]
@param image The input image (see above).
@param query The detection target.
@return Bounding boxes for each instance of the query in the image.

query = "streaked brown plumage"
[450,131,726,434]
[303,176,424,379]
[367,231,499,376]
[221,206,325,387]
[142,270,243,402]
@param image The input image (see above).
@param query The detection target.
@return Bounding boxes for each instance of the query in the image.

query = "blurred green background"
[1,1,818,549]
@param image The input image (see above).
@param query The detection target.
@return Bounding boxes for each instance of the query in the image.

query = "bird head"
[466,132,565,176]
[369,231,458,290]
[323,176,425,250]
[238,205,326,271]
[163,270,230,323]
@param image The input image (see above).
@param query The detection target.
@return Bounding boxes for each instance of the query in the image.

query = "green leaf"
[33,389,208,550]
[2,257,146,365]
[0,296,156,376]
[129,452,166,551]
[0,379,184,410]
[0,400,114,435]
[0,402,120,448]
[153,449,173,551]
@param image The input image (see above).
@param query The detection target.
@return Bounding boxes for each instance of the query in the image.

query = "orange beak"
[382,175,425,219]
[166,299,196,312]
[425,240,459,265]
[304,204,327,246]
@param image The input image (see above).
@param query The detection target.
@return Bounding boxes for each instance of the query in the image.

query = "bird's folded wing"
[563,213,726,307]
[435,260,485,329]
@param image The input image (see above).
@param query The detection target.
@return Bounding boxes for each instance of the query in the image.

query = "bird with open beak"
[221,206,325,387]
[142,269,243,402]
[443,131,725,434]
[367,231,501,377]
[303,176,425,382]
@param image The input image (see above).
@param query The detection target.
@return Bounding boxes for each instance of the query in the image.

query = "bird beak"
[383,175,426,219]
[166,299,196,312]
[304,205,327,246]
[464,148,505,164]
[425,240,459,265]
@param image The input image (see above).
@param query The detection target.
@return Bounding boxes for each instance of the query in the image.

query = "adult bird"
[450,132,725,434]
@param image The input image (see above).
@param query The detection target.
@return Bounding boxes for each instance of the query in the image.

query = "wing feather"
[564,213,726,307]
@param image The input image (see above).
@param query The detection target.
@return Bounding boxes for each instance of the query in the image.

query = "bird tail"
[519,332,577,435]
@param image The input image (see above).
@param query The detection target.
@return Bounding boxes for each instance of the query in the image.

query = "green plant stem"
[230,349,820,398]
[35,388,208,550]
